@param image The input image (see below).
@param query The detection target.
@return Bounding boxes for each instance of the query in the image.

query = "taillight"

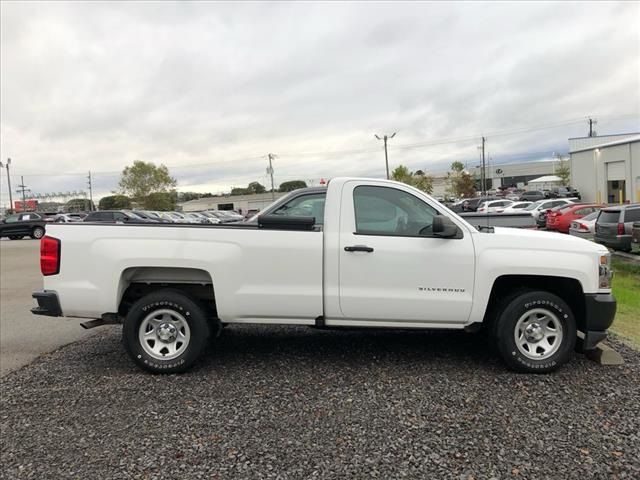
[41,236,61,276]
[579,223,589,231]
[617,223,625,235]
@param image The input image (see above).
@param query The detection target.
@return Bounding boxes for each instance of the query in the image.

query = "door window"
[272,194,326,224]
[4,215,20,223]
[114,212,128,221]
[353,186,439,237]
[625,208,640,222]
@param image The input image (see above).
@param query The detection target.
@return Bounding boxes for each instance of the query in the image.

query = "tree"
[446,162,476,198]
[178,192,214,202]
[144,192,177,211]
[230,187,249,196]
[65,198,95,212]
[555,158,571,186]
[247,181,266,194]
[119,160,177,202]
[278,180,307,192]
[391,165,434,194]
[99,195,132,210]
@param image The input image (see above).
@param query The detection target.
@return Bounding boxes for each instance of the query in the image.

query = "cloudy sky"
[1,1,638,205]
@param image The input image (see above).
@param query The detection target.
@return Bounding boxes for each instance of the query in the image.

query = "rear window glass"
[598,211,621,223]
[624,209,640,222]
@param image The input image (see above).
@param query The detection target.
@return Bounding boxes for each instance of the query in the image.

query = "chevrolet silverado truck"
[31,178,616,374]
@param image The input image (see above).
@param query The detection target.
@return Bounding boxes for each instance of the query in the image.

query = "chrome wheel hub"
[514,308,563,360]
[138,309,191,361]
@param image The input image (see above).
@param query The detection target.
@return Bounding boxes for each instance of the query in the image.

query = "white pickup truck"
[32,177,616,374]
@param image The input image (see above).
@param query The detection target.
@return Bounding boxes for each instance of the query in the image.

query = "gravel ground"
[1,325,639,480]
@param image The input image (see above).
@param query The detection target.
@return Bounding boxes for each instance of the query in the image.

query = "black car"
[0,212,47,240]
[519,190,546,202]
[83,210,159,223]
[546,186,581,200]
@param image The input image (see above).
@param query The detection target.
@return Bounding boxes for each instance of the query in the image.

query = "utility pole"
[375,132,396,179]
[267,153,276,201]
[481,136,486,196]
[87,171,94,211]
[16,176,30,211]
[0,158,13,212]
[588,117,597,137]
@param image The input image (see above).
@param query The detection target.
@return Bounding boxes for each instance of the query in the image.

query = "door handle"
[344,245,374,253]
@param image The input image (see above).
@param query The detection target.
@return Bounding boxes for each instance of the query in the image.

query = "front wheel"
[123,289,210,373]
[494,290,576,373]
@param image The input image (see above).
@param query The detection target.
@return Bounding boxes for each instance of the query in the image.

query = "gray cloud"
[1,1,639,205]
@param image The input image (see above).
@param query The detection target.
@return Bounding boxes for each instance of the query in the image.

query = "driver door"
[338,182,475,325]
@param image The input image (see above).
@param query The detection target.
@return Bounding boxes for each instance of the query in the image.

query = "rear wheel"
[123,289,210,373]
[31,226,45,239]
[494,290,576,373]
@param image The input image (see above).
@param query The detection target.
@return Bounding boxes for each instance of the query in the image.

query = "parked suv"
[546,187,581,200]
[0,212,47,239]
[519,190,546,202]
[594,204,640,252]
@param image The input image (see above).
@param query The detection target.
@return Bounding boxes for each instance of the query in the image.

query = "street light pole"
[0,158,13,212]
[375,132,396,179]
[267,153,276,201]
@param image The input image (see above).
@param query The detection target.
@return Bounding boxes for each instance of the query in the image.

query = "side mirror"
[432,215,460,238]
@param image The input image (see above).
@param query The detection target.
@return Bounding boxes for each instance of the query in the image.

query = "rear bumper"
[31,290,62,317]
[581,293,616,350]
[594,234,632,251]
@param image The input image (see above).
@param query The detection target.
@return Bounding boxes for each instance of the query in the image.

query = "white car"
[525,199,578,222]
[502,201,533,213]
[569,211,600,240]
[32,177,615,375]
[476,200,514,213]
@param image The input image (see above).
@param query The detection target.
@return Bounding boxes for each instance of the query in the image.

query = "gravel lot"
[1,325,639,480]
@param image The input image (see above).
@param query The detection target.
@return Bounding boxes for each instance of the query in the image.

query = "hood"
[484,227,608,254]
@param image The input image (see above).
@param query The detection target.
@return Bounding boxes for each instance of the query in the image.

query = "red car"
[546,204,601,233]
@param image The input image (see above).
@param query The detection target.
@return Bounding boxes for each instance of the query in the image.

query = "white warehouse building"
[569,133,640,204]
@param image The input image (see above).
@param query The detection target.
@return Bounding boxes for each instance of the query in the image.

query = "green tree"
[144,192,176,211]
[278,180,307,192]
[247,181,266,194]
[178,192,214,202]
[231,187,249,196]
[65,198,95,212]
[119,160,177,202]
[98,195,132,210]
[391,165,434,194]
[446,162,476,198]
[555,158,571,186]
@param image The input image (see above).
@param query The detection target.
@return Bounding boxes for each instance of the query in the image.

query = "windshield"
[523,201,542,211]
[581,211,599,222]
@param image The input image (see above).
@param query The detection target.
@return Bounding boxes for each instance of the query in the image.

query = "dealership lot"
[0,239,96,376]
[0,240,639,478]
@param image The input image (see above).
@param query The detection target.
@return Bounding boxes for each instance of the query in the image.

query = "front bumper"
[580,293,616,350]
[31,290,62,317]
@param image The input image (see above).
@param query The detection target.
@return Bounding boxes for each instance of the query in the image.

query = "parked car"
[594,204,640,252]
[53,213,86,223]
[520,190,546,202]
[632,222,640,252]
[184,212,210,224]
[460,196,499,212]
[84,210,158,223]
[501,201,533,213]
[476,200,514,213]
[32,177,615,375]
[569,211,600,240]
[0,212,46,239]
[198,212,222,224]
[546,204,601,234]
[527,199,578,226]
[546,186,581,200]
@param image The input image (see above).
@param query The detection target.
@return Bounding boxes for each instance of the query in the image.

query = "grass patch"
[610,258,640,348]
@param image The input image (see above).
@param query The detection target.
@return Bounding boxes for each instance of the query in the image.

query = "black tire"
[31,226,45,239]
[123,289,210,373]
[494,290,576,373]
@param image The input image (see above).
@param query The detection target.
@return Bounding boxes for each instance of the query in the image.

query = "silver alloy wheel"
[138,309,191,361]
[33,227,44,239]
[514,308,563,360]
